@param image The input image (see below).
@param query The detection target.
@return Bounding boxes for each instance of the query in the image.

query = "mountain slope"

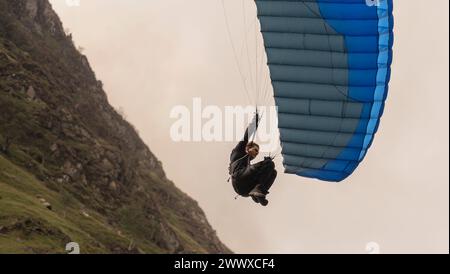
[0,0,230,254]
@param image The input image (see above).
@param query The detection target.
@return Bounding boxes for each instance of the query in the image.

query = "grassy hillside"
[0,0,230,254]
[0,155,138,253]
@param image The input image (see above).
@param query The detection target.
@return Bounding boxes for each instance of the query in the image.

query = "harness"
[228,110,260,199]
[227,154,249,182]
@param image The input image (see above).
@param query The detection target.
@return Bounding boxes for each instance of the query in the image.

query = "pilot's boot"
[258,197,269,207]
[249,185,269,206]
[249,186,265,199]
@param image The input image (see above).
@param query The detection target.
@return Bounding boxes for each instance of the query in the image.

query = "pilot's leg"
[260,169,277,194]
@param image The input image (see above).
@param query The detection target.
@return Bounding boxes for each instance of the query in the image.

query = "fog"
[50,0,449,253]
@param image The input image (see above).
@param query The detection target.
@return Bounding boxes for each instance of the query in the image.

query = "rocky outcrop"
[0,0,230,254]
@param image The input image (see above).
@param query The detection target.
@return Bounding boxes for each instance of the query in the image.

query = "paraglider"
[224,0,394,185]
[229,113,277,206]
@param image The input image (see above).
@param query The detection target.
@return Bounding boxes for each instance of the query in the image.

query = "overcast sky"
[50,0,449,254]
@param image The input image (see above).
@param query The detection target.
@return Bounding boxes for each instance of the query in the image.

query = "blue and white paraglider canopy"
[222,0,394,182]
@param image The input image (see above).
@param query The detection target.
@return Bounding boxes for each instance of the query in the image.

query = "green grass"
[0,1,230,253]
[0,155,132,253]
[163,209,208,254]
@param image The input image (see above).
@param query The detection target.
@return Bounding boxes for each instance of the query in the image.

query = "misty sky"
[49,0,449,253]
